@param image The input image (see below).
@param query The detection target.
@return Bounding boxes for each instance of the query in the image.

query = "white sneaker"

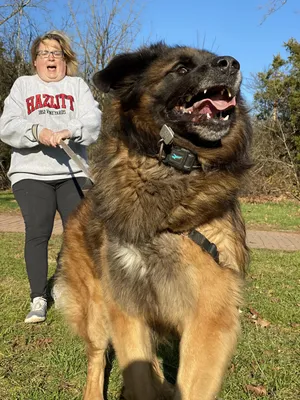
[24,297,47,323]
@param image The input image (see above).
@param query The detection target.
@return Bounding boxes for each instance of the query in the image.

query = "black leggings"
[13,177,92,300]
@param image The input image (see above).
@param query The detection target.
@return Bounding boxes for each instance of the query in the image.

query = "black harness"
[186,230,219,263]
[158,124,219,263]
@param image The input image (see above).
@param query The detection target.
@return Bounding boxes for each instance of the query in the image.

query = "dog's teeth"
[204,89,207,94]
[185,95,193,102]
[227,89,232,98]
[221,89,225,95]
[206,113,211,119]
[223,115,229,121]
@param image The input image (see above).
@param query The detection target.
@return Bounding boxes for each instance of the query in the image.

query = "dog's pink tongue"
[194,96,236,114]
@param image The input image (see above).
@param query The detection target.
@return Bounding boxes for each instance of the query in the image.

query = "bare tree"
[0,0,50,68]
[259,0,288,23]
[67,0,143,107]
[0,0,144,185]
[249,118,300,196]
[0,0,32,26]
[0,0,51,189]
[1,0,143,98]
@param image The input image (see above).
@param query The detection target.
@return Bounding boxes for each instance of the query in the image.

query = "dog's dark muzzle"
[211,56,240,76]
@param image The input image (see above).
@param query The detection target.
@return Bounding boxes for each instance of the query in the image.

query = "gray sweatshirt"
[0,74,102,185]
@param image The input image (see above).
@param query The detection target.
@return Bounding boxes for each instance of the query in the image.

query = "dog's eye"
[177,67,189,75]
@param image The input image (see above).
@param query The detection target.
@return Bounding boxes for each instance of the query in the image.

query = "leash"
[59,140,94,184]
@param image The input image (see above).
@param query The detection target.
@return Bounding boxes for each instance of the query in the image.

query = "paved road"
[0,212,300,251]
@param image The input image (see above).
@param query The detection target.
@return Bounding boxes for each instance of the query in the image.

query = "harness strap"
[187,229,219,263]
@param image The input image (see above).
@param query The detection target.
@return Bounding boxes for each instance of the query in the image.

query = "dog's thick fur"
[57,42,252,400]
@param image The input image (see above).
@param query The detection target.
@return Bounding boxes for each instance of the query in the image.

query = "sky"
[132,0,299,104]
[11,0,299,105]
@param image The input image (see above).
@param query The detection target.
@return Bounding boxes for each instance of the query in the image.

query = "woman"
[0,31,101,323]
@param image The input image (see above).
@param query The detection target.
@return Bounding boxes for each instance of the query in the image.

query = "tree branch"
[259,0,288,24]
[0,0,32,26]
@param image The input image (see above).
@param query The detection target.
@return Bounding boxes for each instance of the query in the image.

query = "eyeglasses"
[36,50,64,59]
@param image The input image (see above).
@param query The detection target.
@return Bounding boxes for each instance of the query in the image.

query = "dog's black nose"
[211,56,240,75]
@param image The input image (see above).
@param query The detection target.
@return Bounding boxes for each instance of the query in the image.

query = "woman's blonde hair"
[31,30,78,76]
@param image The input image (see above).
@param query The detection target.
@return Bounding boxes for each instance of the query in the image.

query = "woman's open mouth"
[47,65,57,72]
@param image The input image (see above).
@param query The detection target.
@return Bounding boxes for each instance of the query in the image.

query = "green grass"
[241,201,300,231]
[1,190,300,231]
[0,190,19,213]
[0,233,299,399]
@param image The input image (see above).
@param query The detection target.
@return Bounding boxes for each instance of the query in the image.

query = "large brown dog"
[56,42,252,400]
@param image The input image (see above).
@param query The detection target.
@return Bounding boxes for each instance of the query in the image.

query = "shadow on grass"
[103,342,180,399]
[102,345,114,399]
[158,340,180,385]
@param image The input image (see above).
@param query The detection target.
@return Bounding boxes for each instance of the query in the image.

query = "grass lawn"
[1,190,300,231]
[0,190,19,213]
[0,233,299,399]
[241,201,300,232]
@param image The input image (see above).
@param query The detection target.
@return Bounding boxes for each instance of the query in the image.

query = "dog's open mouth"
[174,87,236,123]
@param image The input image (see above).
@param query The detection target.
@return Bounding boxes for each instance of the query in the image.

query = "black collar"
[158,125,219,262]
[156,124,202,173]
[162,145,202,173]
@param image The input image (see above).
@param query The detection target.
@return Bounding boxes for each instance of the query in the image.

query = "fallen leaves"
[247,308,271,328]
[10,336,53,351]
[245,384,267,396]
[34,337,53,348]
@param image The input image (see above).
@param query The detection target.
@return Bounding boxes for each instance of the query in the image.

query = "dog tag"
[159,124,174,145]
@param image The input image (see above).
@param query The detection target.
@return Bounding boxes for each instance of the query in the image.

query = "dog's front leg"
[174,263,242,400]
[82,296,110,400]
[84,347,107,400]
[107,302,161,400]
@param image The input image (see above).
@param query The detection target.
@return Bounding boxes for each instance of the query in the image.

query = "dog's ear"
[92,42,168,93]
[93,53,145,93]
